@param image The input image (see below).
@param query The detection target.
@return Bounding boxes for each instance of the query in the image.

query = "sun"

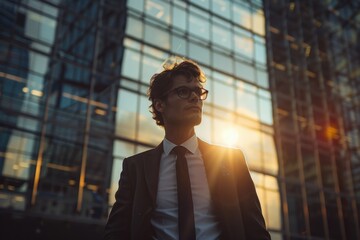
[220,127,239,147]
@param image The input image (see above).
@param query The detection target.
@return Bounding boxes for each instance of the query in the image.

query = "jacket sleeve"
[237,150,271,240]
[104,158,133,240]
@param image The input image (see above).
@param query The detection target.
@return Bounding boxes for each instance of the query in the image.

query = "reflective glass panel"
[259,97,273,125]
[232,3,251,29]
[144,24,170,50]
[137,96,164,144]
[115,90,138,138]
[145,0,170,24]
[172,6,187,31]
[122,49,141,79]
[189,14,210,41]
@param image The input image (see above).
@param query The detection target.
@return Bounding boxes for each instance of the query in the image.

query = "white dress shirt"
[151,135,221,240]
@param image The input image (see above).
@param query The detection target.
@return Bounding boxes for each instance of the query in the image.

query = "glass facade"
[265,0,360,239]
[111,0,280,238]
[1,0,359,239]
[1,0,126,238]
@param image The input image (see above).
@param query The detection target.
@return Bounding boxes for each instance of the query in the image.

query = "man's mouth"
[186,106,201,111]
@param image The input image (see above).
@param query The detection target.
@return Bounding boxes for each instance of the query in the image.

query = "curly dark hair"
[147,59,206,126]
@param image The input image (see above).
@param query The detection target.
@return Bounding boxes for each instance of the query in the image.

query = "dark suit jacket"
[104,139,271,240]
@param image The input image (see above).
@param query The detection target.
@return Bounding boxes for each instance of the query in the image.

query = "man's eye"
[178,88,190,95]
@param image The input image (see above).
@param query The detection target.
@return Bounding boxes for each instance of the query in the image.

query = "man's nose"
[189,91,200,102]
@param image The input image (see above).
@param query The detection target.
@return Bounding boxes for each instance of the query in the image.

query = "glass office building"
[111,0,280,238]
[265,0,360,239]
[1,0,359,239]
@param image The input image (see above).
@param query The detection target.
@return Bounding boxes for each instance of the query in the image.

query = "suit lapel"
[198,139,239,206]
[144,142,163,207]
[199,139,246,239]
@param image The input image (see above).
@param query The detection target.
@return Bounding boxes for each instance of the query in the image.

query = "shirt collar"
[163,134,198,156]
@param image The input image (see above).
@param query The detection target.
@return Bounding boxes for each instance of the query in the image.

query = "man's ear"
[154,99,165,113]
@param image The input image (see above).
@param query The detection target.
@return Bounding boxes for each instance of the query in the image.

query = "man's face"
[156,75,204,128]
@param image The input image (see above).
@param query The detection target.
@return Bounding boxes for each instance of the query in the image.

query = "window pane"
[190,0,209,9]
[113,140,135,158]
[236,87,258,120]
[261,133,278,174]
[172,35,187,56]
[237,125,262,169]
[188,42,210,65]
[128,0,144,11]
[189,14,209,41]
[232,3,251,29]
[137,96,164,144]
[141,55,162,83]
[172,6,187,31]
[213,81,234,110]
[126,17,143,39]
[255,42,266,65]
[256,69,269,88]
[115,90,138,138]
[234,34,254,60]
[252,9,265,36]
[266,189,281,229]
[144,24,170,50]
[211,0,230,19]
[122,49,140,79]
[259,97,273,125]
[212,52,233,74]
[212,24,232,50]
[235,61,255,82]
[145,0,170,24]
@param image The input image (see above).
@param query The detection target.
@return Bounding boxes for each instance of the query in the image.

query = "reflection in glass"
[212,24,232,50]
[261,133,278,174]
[236,87,258,120]
[171,35,187,56]
[235,61,255,82]
[195,113,212,143]
[126,17,143,39]
[25,10,56,44]
[189,14,210,41]
[144,24,170,50]
[232,3,251,29]
[237,125,262,169]
[145,0,170,24]
[212,52,233,74]
[213,81,234,110]
[141,55,163,83]
[189,41,210,65]
[128,0,144,11]
[115,90,138,138]
[252,9,265,36]
[113,140,135,158]
[234,34,253,59]
[255,42,267,65]
[172,6,187,31]
[259,97,273,125]
[122,49,141,79]
[211,0,230,19]
[137,96,164,144]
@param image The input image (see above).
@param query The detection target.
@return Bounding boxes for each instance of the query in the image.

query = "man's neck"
[164,125,195,145]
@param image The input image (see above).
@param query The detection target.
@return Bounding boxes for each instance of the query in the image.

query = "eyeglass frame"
[162,86,209,100]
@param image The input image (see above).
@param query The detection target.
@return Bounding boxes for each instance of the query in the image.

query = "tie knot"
[172,146,188,157]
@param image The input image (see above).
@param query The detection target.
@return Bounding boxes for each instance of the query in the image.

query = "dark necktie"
[172,146,196,240]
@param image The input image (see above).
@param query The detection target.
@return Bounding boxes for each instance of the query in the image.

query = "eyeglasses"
[165,86,209,100]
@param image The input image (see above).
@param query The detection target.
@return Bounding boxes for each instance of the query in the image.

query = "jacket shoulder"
[199,139,245,158]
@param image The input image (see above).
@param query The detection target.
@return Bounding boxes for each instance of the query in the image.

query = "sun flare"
[220,127,239,147]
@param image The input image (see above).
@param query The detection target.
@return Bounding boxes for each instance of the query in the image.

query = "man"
[104,59,271,240]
